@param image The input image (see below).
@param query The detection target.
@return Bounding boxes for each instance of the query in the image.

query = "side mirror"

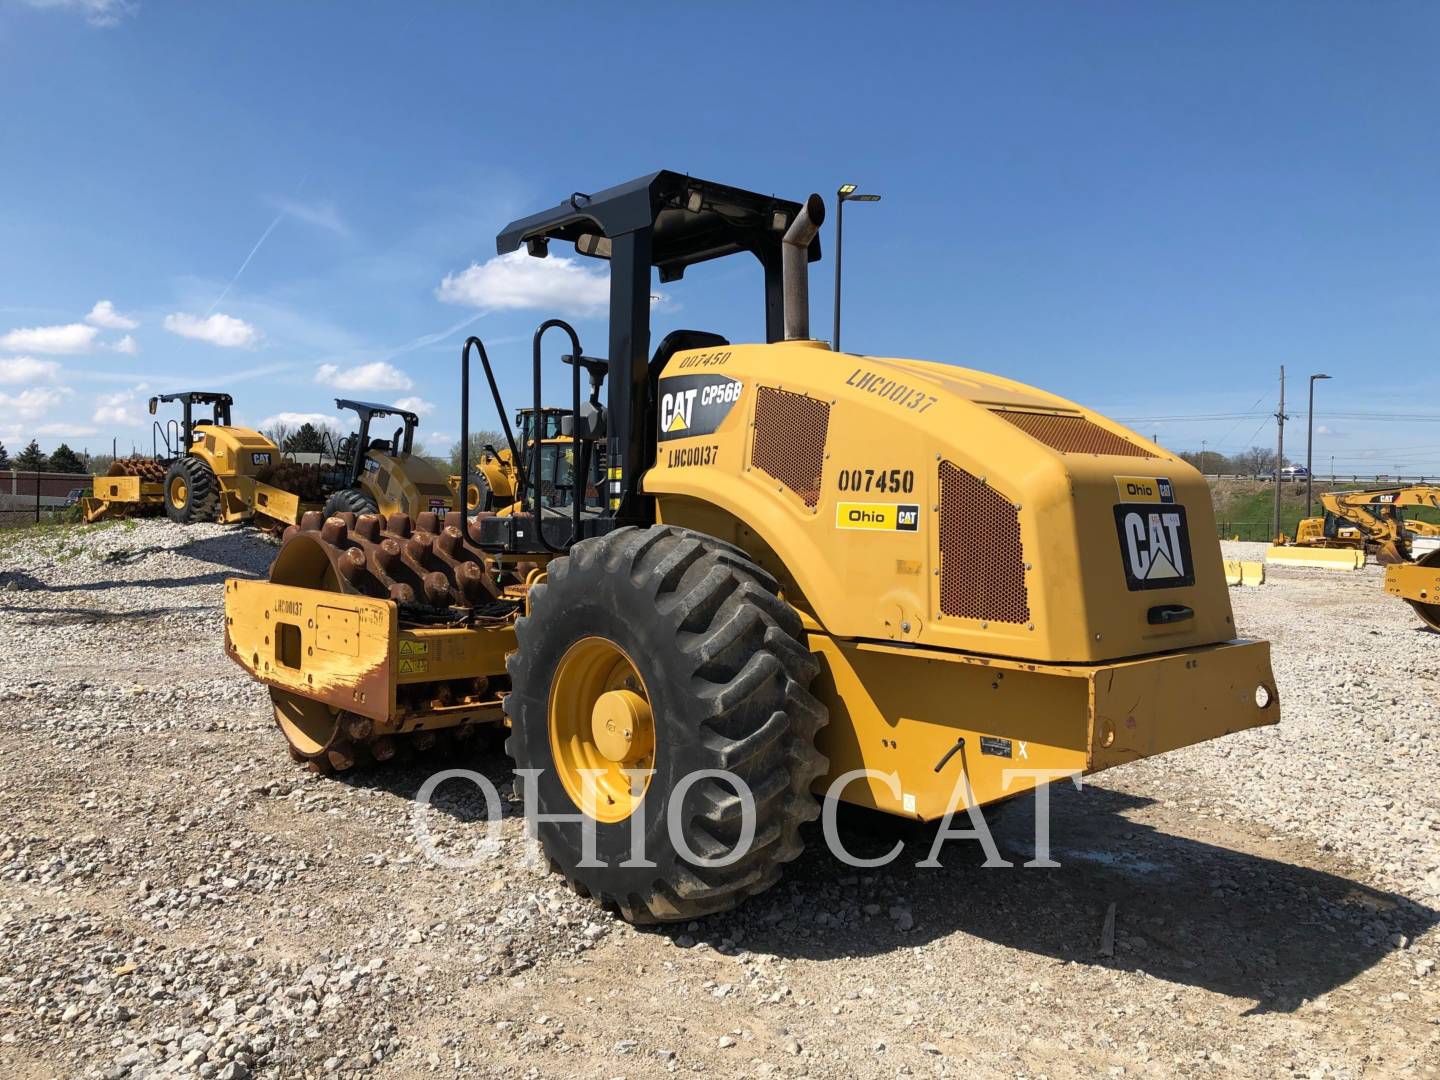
[147,397,158,415]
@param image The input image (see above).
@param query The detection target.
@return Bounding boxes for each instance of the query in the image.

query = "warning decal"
[1114,504,1195,591]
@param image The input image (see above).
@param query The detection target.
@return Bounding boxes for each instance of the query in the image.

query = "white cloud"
[270,196,350,238]
[437,249,610,316]
[23,0,136,28]
[315,361,413,392]
[0,386,71,421]
[0,322,99,354]
[35,422,99,437]
[419,432,454,451]
[92,388,145,427]
[257,411,344,433]
[393,396,434,416]
[112,334,140,355]
[0,356,62,384]
[85,299,138,330]
[163,312,259,348]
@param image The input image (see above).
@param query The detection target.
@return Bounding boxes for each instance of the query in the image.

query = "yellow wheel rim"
[170,475,188,506]
[548,636,655,823]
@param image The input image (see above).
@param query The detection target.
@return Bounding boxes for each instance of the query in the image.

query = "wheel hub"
[590,689,653,763]
[170,475,187,505]
[548,637,655,822]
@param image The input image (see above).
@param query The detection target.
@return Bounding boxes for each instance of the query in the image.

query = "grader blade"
[1265,544,1365,569]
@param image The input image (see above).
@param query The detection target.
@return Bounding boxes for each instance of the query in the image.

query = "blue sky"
[2,1,1438,472]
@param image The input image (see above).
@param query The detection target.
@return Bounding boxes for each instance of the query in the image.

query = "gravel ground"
[0,521,1435,1079]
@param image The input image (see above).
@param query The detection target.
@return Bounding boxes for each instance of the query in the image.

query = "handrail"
[459,336,521,522]
[532,319,583,552]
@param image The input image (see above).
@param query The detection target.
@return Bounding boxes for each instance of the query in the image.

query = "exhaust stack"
[782,193,826,341]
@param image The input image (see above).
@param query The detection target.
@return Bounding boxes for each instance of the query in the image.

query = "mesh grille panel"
[939,461,1031,624]
[752,387,830,510]
[995,410,1155,458]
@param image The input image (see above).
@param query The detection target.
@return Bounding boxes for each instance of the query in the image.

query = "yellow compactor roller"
[83,391,323,527]
[1385,551,1440,632]
[225,172,1278,922]
[320,399,459,520]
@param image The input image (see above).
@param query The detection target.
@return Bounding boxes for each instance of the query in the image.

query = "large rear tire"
[163,457,219,524]
[322,486,378,518]
[505,525,828,923]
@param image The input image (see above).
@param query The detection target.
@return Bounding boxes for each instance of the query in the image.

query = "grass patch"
[0,517,120,554]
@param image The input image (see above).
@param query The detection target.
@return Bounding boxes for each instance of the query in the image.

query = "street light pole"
[1273,366,1287,541]
[832,184,880,353]
[832,191,845,352]
[1306,373,1331,518]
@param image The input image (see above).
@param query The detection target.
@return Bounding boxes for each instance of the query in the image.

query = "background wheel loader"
[83,391,321,528]
[469,405,606,516]
[224,170,1279,923]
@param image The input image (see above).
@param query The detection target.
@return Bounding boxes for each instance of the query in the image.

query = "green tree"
[284,423,329,454]
[0,442,9,469]
[15,440,47,471]
[49,443,85,473]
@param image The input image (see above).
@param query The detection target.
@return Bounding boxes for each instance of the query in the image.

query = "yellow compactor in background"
[1387,556,1440,632]
[320,399,458,520]
[224,171,1279,922]
[316,400,594,521]
[83,391,319,527]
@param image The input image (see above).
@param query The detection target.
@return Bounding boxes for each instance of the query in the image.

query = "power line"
[1115,409,1440,424]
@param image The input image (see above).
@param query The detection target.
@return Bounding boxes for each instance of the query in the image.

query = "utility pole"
[1305,373,1331,518]
[1273,366,1287,540]
[1201,439,1208,476]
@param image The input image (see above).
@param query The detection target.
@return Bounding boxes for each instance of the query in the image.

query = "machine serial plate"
[979,736,1013,758]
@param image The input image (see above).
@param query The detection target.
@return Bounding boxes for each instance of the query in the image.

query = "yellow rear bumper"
[811,634,1278,819]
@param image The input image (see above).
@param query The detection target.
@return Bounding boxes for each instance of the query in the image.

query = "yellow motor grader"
[224,171,1278,922]
[83,391,315,527]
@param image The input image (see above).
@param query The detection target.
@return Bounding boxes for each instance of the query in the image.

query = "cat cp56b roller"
[224,172,1279,922]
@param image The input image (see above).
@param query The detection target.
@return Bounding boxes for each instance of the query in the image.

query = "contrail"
[205,208,286,316]
[387,311,486,359]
